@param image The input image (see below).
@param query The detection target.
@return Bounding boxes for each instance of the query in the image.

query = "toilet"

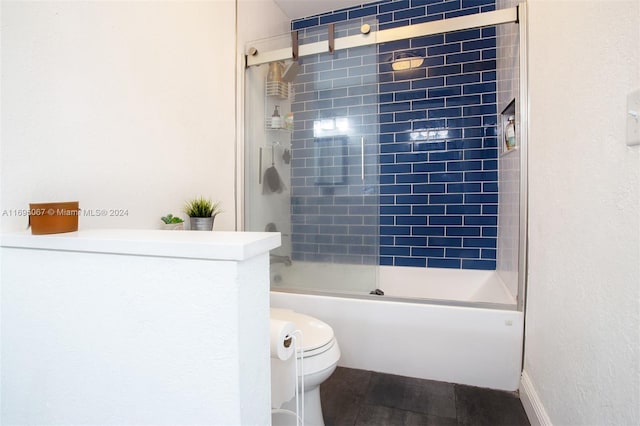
[270,308,340,426]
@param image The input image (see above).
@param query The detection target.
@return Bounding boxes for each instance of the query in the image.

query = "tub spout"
[270,254,292,266]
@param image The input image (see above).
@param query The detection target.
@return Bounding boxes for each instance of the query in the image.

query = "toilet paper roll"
[270,319,295,361]
[271,356,296,409]
[270,319,297,408]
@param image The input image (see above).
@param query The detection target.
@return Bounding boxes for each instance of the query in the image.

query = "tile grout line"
[453,383,462,425]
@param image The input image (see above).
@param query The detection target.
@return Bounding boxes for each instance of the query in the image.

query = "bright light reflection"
[410,129,450,141]
[392,57,424,71]
[313,117,350,137]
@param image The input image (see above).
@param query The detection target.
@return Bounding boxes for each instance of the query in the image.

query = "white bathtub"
[270,264,523,391]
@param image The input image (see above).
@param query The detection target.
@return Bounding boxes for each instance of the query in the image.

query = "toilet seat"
[270,308,340,375]
[298,337,340,377]
[270,308,334,354]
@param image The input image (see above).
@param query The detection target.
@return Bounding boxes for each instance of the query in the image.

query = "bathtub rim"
[271,287,519,312]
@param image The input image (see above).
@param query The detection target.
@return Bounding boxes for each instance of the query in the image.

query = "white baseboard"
[519,370,552,426]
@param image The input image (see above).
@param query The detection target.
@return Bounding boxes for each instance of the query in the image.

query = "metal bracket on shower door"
[291,30,299,60]
[328,24,335,53]
[244,47,258,68]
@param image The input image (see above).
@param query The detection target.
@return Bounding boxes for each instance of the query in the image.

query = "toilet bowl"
[270,308,340,426]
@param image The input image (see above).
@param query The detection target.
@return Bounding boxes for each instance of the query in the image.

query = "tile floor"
[320,367,530,426]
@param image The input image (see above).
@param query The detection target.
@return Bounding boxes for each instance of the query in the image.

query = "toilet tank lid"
[270,308,334,352]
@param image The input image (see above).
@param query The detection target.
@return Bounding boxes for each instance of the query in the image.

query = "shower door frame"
[516,2,529,313]
[239,4,530,312]
[245,7,519,67]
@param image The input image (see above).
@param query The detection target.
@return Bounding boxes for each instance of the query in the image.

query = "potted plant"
[160,214,184,230]
[183,197,221,231]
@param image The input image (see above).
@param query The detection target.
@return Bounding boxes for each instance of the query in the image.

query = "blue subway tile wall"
[291,0,497,270]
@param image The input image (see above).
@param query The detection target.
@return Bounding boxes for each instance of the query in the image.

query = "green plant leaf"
[183,197,221,218]
[161,213,184,224]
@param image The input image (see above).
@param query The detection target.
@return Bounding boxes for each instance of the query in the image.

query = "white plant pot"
[161,222,184,230]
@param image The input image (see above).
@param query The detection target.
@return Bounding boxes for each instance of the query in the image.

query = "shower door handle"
[361,136,365,181]
[259,147,263,184]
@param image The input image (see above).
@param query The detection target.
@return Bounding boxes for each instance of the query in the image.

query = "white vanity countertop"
[0,229,281,261]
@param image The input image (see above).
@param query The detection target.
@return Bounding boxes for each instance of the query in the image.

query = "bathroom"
[246,1,526,418]
[1,1,638,426]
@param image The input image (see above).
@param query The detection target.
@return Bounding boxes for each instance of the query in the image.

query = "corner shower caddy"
[264,75,294,132]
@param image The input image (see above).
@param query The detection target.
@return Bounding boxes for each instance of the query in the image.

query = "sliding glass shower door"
[244,30,380,295]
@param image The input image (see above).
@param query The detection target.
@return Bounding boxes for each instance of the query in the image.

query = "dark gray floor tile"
[322,367,373,426]
[364,372,457,419]
[320,367,531,426]
[404,410,458,426]
[355,404,458,426]
[455,384,530,426]
[355,405,407,426]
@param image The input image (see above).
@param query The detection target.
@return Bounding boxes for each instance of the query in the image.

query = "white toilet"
[270,308,340,426]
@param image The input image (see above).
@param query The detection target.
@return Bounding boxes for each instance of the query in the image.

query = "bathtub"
[270,263,523,391]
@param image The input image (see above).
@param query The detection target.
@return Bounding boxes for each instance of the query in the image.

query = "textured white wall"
[1,247,271,425]
[525,1,640,425]
[237,0,290,42]
[0,0,236,232]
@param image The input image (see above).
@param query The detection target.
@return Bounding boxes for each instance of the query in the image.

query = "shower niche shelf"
[500,99,517,156]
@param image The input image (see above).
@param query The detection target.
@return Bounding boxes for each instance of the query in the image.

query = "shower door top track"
[245,6,518,67]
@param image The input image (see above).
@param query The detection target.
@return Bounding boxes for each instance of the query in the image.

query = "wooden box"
[29,201,79,235]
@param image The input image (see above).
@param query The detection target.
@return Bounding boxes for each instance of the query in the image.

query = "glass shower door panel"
[244,33,380,295]
[244,35,294,264]
[281,40,380,295]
